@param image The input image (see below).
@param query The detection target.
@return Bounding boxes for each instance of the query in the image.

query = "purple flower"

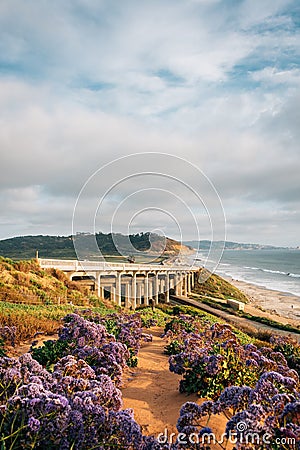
[28,417,40,432]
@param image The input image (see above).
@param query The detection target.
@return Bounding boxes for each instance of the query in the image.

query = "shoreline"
[226,276,300,326]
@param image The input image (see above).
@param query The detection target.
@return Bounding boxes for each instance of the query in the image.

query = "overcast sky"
[1,0,300,247]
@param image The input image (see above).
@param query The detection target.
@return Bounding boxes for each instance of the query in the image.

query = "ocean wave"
[261,269,286,275]
[243,266,300,278]
[288,273,300,278]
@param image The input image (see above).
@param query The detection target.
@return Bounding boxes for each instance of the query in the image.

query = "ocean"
[198,249,300,298]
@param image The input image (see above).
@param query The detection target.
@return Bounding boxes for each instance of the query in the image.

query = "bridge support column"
[165,273,170,303]
[111,286,116,303]
[175,273,182,296]
[148,277,153,303]
[193,271,196,287]
[97,273,101,297]
[116,273,122,307]
[170,275,175,290]
[155,273,159,304]
[125,282,131,309]
[191,272,194,289]
[187,273,191,295]
[144,274,149,306]
[137,283,142,307]
[182,274,188,296]
[131,273,137,309]
[97,272,105,298]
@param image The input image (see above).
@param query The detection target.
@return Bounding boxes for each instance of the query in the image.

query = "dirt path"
[122,327,229,446]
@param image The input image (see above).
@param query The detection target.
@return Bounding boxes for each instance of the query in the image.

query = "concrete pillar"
[175,273,179,296]
[148,277,153,302]
[155,273,159,304]
[175,273,182,296]
[158,278,162,295]
[137,283,142,306]
[116,272,122,307]
[165,273,170,302]
[125,282,131,309]
[132,273,137,309]
[97,273,101,297]
[111,286,116,303]
[182,274,187,296]
[144,274,149,306]
[187,273,191,295]
[171,275,175,290]
[161,277,165,293]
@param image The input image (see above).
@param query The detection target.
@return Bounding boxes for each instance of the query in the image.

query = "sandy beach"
[228,278,300,326]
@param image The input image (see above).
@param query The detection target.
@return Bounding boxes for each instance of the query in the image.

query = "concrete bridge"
[38,258,199,308]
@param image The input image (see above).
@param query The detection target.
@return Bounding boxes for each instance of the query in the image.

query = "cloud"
[0,0,300,246]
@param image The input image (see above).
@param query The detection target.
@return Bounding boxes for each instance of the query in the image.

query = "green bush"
[164,339,183,355]
[31,340,69,370]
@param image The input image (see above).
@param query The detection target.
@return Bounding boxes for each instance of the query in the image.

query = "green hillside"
[193,268,249,303]
[0,233,193,260]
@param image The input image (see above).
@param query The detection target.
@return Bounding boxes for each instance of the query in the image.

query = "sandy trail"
[122,327,229,447]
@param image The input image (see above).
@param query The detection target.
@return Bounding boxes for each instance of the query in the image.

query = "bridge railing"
[38,258,200,272]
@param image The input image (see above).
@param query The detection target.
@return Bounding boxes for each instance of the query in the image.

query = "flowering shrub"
[31,314,130,386]
[177,371,300,449]
[164,339,184,356]
[271,335,300,377]
[0,368,144,449]
[0,310,168,449]
[164,315,198,335]
[76,310,151,367]
[0,311,157,449]
[168,322,298,399]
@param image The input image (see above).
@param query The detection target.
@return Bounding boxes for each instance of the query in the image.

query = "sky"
[0,0,300,247]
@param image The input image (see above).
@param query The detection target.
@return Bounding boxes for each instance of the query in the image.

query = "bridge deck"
[38,258,199,272]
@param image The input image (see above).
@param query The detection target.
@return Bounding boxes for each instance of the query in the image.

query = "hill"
[0,233,194,260]
[184,240,285,250]
[0,256,99,306]
[193,267,249,303]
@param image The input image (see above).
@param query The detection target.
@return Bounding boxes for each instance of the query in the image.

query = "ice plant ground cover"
[0,307,299,448]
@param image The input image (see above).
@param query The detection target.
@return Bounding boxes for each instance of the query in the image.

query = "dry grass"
[0,302,75,342]
[0,257,96,306]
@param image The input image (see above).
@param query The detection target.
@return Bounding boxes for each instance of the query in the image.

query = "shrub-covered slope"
[0,232,194,260]
[0,257,95,305]
[193,268,249,303]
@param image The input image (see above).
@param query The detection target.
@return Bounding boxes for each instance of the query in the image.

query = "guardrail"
[38,258,199,272]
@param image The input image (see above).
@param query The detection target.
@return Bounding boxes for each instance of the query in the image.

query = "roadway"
[170,295,300,343]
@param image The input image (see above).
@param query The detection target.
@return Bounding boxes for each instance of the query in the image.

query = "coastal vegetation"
[0,232,193,260]
[0,257,299,448]
[192,267,249,302]
[0,306,299,448]
[0,256,101,306]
